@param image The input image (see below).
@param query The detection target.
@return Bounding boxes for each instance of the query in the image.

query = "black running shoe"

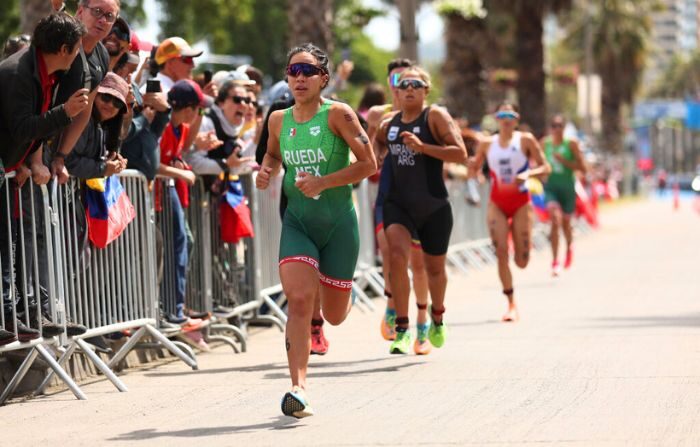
[281,386,314,419]
[0,328,17,346]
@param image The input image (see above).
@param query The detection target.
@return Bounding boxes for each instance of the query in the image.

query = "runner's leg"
[280,262,319,390]
[512,203,534,270]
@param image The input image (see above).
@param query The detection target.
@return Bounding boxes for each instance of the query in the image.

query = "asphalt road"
[4,196,700,446]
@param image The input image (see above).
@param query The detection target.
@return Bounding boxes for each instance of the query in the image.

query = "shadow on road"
[144,356,420,378]
[108,416,301,440]
[582,313,700,329]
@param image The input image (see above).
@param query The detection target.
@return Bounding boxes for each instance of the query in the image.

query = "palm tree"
[20,0,51,34]
[566,0,654,153]
[288,0,335,56]
[491,0,573,137]
[436,0,489,125]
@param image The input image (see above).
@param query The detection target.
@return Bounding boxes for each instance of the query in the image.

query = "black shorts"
[383,201,453,256]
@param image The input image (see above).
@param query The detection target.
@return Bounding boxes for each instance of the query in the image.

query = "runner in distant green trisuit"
[540,115,586,277]
[256,43,376,419]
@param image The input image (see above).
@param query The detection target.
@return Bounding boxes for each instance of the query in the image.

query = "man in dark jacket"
[0,12,89,344]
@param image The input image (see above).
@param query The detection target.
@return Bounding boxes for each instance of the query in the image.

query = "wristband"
[53,152,66,160]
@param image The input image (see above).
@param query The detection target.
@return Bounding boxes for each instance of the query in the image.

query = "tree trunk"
[21,0,53,35]
[515,3,546,138]
[396,0,419,61]
[601,73,623,154]
[442,14,487,125]
[288,0,334,57]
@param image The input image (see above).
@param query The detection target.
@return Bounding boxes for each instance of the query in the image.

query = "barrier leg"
[211,323,247,352]
[364,270,385,296]
[108,326,147,369]
[352,282,375,311]
[262,293,288,324]
[34,344,86,401]
[144,325,198,370]
[0,348,40,405]
[446,252,469,274]
[170,340,197,363]
[75,338,127,392]
[36,342,77,395]
[251,315,285,332]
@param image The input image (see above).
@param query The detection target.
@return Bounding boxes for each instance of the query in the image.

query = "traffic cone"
[673,183,680,211]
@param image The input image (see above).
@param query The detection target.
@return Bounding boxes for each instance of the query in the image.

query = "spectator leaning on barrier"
[0,12,89,344]
[121,88,170,181]
[158,80,208,323]
[185,81,254,176]
[102,16,130,71]
[51,0,120,184]
[65,72,129,179]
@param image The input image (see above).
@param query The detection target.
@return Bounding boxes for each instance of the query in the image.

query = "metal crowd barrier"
[183,176,249,351]
[36,172,198,399]
[0,173,84,404]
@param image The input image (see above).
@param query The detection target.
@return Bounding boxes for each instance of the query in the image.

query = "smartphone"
[146,79,161,93]
[203,69,213,85]
[341,48,351,61]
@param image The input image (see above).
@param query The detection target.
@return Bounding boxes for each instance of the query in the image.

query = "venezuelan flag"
[86,176,136,248]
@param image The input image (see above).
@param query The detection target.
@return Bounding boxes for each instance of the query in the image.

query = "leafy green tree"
[565,0,656,153]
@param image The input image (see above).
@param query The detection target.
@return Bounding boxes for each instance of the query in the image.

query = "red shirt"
[158,122,191,208]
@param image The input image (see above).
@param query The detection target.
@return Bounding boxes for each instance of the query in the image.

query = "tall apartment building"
[646,0,699,88]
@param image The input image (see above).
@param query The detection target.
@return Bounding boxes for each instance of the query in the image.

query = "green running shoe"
[428,320,447,348]
[390,330,412,354]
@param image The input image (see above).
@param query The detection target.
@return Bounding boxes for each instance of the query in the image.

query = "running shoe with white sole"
[281,386,315,418]
[389,330,411,354]
[380,309,396,341]
[414,322,432,355]
[428,305,447,348]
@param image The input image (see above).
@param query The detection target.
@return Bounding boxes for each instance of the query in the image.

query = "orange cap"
[154,37,203,65]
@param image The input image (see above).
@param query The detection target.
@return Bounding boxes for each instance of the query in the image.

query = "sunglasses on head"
[286,62,323,77]
[495,110,519,120]
[8,34,31,45]
[397,79,427,90]
[389,72,403,88]
[84,5,118,24]
[110,26,129,42]
[230,95,251,104]
[99,93,123,109]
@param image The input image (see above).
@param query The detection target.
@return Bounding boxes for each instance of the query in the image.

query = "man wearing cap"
[102,16,130,71]
[51,0,120,184]
[149,37,203,95]
[65,72,128,178]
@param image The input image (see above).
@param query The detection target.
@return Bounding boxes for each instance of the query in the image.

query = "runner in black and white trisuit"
[374,66,467,354]
[366,59,431,354]
[470,102,550,322]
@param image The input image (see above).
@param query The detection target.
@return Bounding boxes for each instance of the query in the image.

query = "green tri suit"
[277,99,359,290]
[544,137,577,214]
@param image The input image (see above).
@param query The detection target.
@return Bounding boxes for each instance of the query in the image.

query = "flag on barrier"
[220,178,254,243]
[86,176,136,248]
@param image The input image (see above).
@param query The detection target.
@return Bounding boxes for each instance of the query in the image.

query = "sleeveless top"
[279,99,353,223]
[385,106,449,218]
[544,137,575,188]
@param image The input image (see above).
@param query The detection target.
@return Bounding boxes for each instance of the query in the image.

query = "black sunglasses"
[397,79,427,90]
[99,93,123,109]
[551,122,564,128]
[230,95,251,104]
[286,62,323,78]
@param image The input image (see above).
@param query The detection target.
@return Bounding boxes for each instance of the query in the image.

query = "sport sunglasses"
[99,93,123,109]
[230,95,251,104]
[397,79,427,90]
[286,63,323,77]
[389,72,402,88]
[495,110,520,120]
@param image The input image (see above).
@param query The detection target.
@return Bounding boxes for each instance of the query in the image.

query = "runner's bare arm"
[469,138,490,177]
[321,103,377,189]
[522,132,551,178]
[256,111,284,190]
[412,107,467,164]
[373,116,393,164]
[365,105,387,142]
[568,139,587,173]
